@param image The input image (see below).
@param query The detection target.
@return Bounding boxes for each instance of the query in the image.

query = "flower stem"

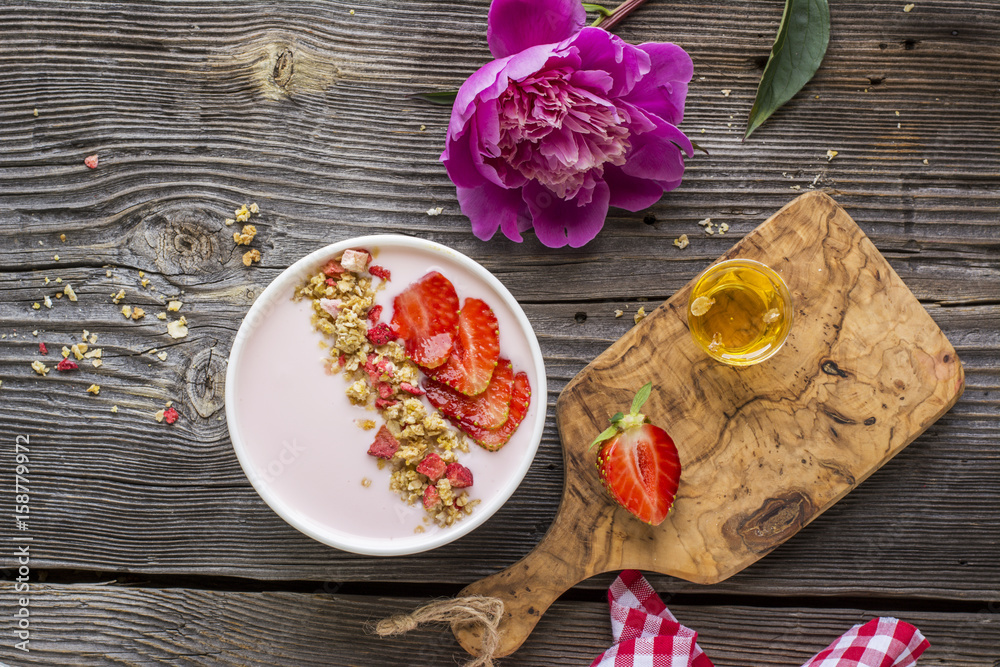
[593,0,652,31]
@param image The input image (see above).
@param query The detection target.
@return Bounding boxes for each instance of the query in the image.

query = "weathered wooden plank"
[0,287,996,595]
[0,584,998,666]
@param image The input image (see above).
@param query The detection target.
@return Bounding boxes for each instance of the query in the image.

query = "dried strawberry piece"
[377,382,395,400]
[39,342,48,355]
[341,249,372,273]
[400,382,425,396]
[369,265,391,281]
[367,425,399,459]
[326,278,336,286]
[375,398,398,410]
[445,462,473,488]
[367,304,383,323]
[366,322,397,346]
[163,407,179,424]
[423,484,442,509]
[84,154,98,169]
[56,358,78,372]
[322,259,345,277]
[338,354,347,367]
[416,452,447,482]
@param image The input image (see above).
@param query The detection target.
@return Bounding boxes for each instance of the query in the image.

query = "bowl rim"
[224,233,547,556]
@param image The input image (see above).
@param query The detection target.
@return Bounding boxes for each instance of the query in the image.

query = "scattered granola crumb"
[63,284,77,302]
[242,249,262,266]
[121,305,133,319]
[53,254,60,261]
[56,277,62,284]
[426,206,444,216]
[31,360,49,376]
[233,224,257,245]
[673,234,690,249]
[922,158,929,165]
[167,317,189,339]
[349,8,355,14]
[903,2,914,10]
[154,409,165,423]
[131,307,145,320]
[112,289,125,304]
[91,358,103,368]
[234,204,251,223]
[361,477,372,487]
[33,109,38,117]
[157,352,168,361]
[224,218,235,226]
[167,300,183,312]
[721,89,731,96]
[356,419,377,430]
[32,303,40,310]
[790,185,801,190]
[633,306,647,325]
[414,525,425,534]
[157,312,167,320]
[86,383,100,395]
[419,124,426,131]
[719,222,730,234]
[61,346,70,358]
[106,270,112,277]
[43,296,52,309]
[141,278,150,288]
[826,150,839,162]
[60,233,66,242]
[44,277,50,285]
[71,343,88,360]
[690,296,716,317]
[32,330,38,337]
[614,309,624,318]
[111,405,119,414]
[89,332,97,344]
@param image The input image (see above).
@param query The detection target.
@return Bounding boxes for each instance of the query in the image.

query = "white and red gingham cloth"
[591,570,930,667]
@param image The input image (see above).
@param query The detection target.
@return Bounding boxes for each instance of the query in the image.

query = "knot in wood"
[140,206,224,277]
[185,346,227,418]
[726,491,814,554]
[272,48,294,90]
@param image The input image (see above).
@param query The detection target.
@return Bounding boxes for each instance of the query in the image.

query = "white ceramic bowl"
[225,234,546,556]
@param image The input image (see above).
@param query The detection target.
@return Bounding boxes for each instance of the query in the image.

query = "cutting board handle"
[451,505,603,658]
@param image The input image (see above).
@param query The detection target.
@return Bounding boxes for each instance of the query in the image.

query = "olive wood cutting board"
[453,191,964,658]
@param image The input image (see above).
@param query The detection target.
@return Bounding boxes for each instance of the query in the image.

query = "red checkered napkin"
[591,571,930,667]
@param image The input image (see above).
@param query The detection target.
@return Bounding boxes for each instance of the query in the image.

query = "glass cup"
[687,258,793,367]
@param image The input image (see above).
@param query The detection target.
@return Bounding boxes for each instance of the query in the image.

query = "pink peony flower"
[442,0,693,248]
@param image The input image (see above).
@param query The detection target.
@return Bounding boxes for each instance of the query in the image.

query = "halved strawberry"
[389,271,460,369]
[425,298,499,396]
[425,360,513,430]
[456,371,531,452]
[592,383,680,526]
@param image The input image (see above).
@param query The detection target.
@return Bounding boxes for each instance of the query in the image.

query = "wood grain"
[455,192,965,656]
[1,583,998,666]
[0,0,997,663]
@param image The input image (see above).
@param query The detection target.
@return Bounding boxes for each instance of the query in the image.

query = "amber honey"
[687,259,792,366]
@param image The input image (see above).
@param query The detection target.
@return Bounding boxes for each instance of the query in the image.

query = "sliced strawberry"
[445,462,473,488]
[425,298,499,396]
[425,360,513,430]
[457,371,531,452]
[389,271,460,369]
[423,484,441,509]
[416,452,447,482]
[596,423,680,526]
[367,425,399,459]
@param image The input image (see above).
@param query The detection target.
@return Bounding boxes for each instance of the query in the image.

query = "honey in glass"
[687,258,792,367]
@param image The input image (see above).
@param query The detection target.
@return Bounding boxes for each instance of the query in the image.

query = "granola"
[296,253,481,528]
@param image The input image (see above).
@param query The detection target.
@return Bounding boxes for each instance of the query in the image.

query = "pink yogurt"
[226,236,545,555]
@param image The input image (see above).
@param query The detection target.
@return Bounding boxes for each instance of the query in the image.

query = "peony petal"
[523,179,610,248]
[621,118,692,184]
[602,164,666,211]
[571,28,651,98]
[442,125,493,190]
[449,57,509,137]
[456,181,528,242]
[487,0,586,58]
[622,42,693,126]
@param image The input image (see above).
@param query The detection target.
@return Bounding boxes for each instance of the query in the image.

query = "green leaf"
[589,424,621,451]
[609,411,624,424]
[582,3,613,16]
[744,0,830,139]
[689,140,710,156]
[630,382,653,416]
[411,90,459,106]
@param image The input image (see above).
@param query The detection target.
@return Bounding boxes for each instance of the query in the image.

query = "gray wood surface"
[1,584,999,666]
[0,0,998,663]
